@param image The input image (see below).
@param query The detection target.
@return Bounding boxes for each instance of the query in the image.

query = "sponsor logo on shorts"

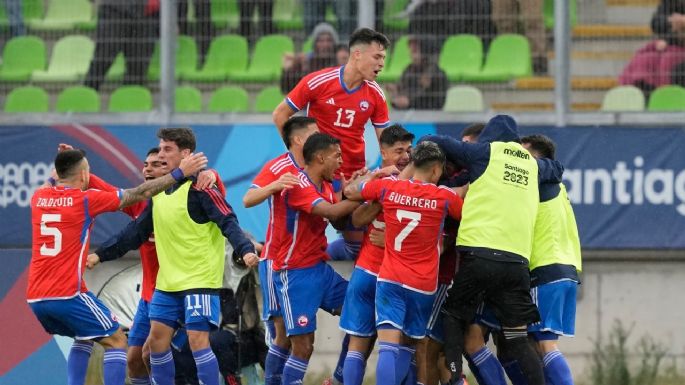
[297,315,309,327]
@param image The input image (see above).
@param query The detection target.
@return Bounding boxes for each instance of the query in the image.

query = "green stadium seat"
[462,34,532,82]
[439,35,483,82]
[22,0,44,23]
[600,86,645,112]
[27,0,95,30]
[105,53,126,81]
[108,86,153,112]
[0,36,46,82]
[56,86,100,113]
[175,86,202,112]
[210,0,239,29]
[32,35,94,82]
[647,85,685,111]
[208,86,249,112]
[183,35,248,82]
[254,86,284,112]
[273,0,304,30]
[229,34,294,83]
[0,5,7,29]
[383,0,410,31]
[4,86,49,112]
[148,36,199,81]
[443,85,484,112]
[377,35,411,83]
[544,0,577,29]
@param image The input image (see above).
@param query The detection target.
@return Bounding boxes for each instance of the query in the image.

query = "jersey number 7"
[394,209,421,251]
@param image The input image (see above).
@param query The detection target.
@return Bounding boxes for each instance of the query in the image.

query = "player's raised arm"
[351,201,383,228]
[118,152,207,209]
[243,172,300,208]
[536,157,564,184]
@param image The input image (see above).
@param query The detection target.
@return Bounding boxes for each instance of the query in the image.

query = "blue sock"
[343,350,366,385]
[102,348,127,385]
[193,347,220,385]
[469,347,507,385]
[466,353,486,385]
[543,350,574,385]
[396,346,415,385]
[130,377,151,385]
[282,355,308,385]
[334,334,350,384]
[502,360,529,385]
[67,341,92,385]
[265,345,290,385]
[402,358,417,385]
[376,342,399,385]
[150,350,175,385]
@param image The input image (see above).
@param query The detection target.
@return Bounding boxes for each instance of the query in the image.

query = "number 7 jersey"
[286,66,390,177]
[27,186,122,302]
[360,178,463,294]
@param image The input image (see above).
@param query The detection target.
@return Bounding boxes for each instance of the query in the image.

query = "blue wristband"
[170,168,185,182]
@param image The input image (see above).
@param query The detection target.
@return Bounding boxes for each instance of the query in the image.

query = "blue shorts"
[528,280,578,338]
[259,259,281,321]
[170,327,190,351]
[375,281,435,339]
[340,267,377,337]
[149,290,220,332]
[274,262,348,336]
[29,291,120,340]
[129,299,152,346]
[426,283,450,343]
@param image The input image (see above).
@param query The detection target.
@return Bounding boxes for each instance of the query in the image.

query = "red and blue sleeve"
[371,92,391,129]
[286,73,316,112]
[86,189,122,216]
[360,179,386,202]
[250,161,278,189]
[286,184,321,214]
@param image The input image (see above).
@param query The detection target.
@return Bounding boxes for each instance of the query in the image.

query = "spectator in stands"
[619,0,685,95]
[178,0,214,65]
[3,0,24,37]
[491,0,547,74]
[336,43,350,65]
[387,36,448,110]
[238,0,273,42]
[280,23,340,94]
[303,1,384,42]
[84,0,160,90]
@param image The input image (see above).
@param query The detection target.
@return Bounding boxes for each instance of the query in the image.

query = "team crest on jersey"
[297,315,309,327]
[359,100,369,111]
[111,313,119,322]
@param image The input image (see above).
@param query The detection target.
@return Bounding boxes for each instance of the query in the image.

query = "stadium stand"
[183,34,248,82]
[147,35,199,81]
[377,35,411,83]
[229,34,294,82]
[600,85,645,112]
[4,86,49,112]
[175,85,203,112]
[55,86,100,113]
[31,35,94,82]
[439,34,483,82]
[647,85,685,112]
[108,85,153,112]
[443,85,485,112]
[208,86,250,112]
[27,0,95,31]
[0,36,46,82]
[254,86,284,112]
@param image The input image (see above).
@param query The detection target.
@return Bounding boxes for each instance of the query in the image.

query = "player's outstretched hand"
[179,152,208,177]
[86,253,100,269]
[377,165,401,177]
[195,169,217,190]
[57,143,74,152]
[273,172,300,193]
[241,252,260,268]
[369,229,385,248]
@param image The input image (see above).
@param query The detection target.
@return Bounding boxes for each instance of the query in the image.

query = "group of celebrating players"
[28,27,581,385]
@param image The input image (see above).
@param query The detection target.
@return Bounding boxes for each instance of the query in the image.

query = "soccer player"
[91,128,259,385]
[338,124,414,385]
[271,133,362,385]
[344,141,464,385]
[519,134,581,385]
[422,115,564,385]
[242,116,319,385]
[27,148,206,385]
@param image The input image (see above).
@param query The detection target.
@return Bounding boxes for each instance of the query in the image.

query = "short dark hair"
[303,133,340,164]
[379,124,415,147]
[412,141,445,170]
[54,149,87,179]
[146,147,160,156]
[349,28,390,50]
[157,127,196,152]
[521,135,556,159]
[282,116,317,149]
[461,123,485,140]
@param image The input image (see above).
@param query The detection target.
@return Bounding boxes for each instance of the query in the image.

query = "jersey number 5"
[394,209,421,251]
[334,108,356,128]
[40,214,62,257]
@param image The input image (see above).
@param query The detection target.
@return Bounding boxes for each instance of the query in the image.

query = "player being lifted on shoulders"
[344,141,463,385]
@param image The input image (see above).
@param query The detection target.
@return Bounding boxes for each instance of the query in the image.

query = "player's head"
[157,127,196,169]
[303,133,342,182]
[282,116,319,150]
[461,123,485,143]
[411,141,445,184]
[348,28,390,81]
[142,147,166,180]
[54,149,89,190]
[521,134,556,160]
[379,124,415,171]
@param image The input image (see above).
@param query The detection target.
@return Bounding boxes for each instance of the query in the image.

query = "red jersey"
[271,171,337,271]
[438,217,459,285]
[286,66,391,177]
[355,176,398,275]
[250,152,302,262]
[27,186,122,301]
[361,179,463,293]
[88,174,158,302]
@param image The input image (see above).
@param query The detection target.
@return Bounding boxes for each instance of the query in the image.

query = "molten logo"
[504,148,530,159]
